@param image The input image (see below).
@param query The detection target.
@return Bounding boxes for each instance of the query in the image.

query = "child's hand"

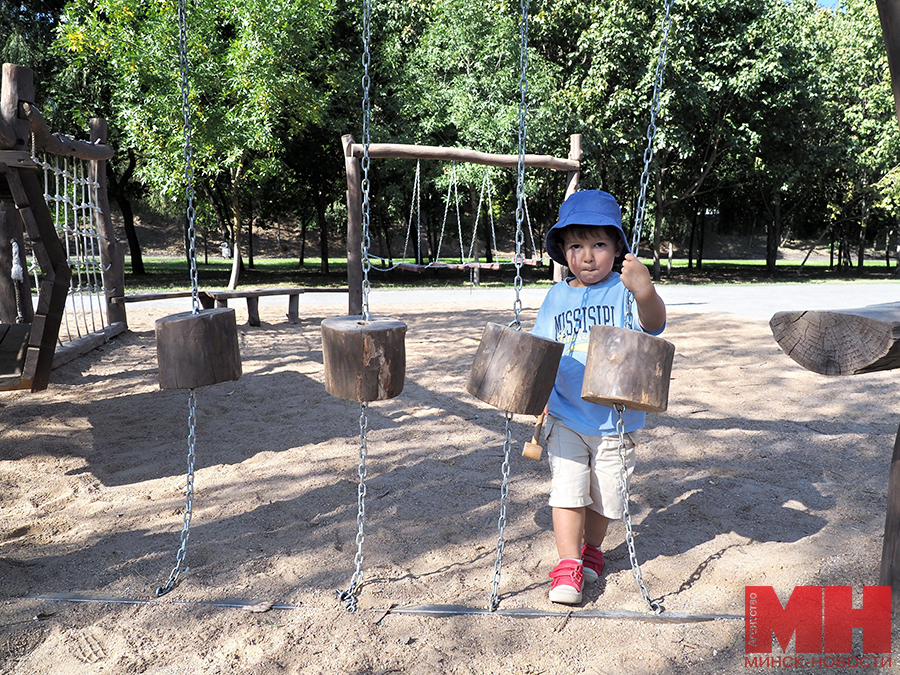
[620,253,653,298]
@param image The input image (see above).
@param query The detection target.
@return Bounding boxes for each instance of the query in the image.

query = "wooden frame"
[342,134,583,315]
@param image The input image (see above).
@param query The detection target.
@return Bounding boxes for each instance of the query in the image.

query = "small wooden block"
[466,323,563,415]
[155,308,242,390]
[581,325,675,413]
[321,315,406,402]
[522,442,543,461]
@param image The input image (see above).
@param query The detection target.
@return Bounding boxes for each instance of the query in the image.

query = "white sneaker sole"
[548,584,582,604]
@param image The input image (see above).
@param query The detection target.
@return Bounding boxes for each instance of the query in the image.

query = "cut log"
[466,323,563,415]
[581,325,675,413]
[155,308,242,390]
[770,302,900,375]
[321,315,406,402]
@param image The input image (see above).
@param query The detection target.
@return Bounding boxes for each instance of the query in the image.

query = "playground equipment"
[152,0,242,597]
[0,63,125,391]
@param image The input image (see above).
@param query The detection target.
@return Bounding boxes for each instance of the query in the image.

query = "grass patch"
[121,256,900,293]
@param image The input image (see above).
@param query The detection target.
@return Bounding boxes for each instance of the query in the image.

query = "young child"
[531,189,666,605]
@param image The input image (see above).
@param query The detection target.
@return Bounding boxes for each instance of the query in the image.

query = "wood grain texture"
[770,303,900,375]
[581,325,675,413]
[466,322,563,415]
[155,308,242,390]
[321,315,407,402]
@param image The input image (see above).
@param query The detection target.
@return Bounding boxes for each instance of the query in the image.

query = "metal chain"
[615,405,662,614]
[157,390,198,597]
[176,0,199,314]
[626,0,675,326]
[338,403,369,611]
[10,241,24,324]
[487,0,530,614]
[360,0,373,322]
[155,0,201,601]
[488,411,514,611]
[511,0,530,329]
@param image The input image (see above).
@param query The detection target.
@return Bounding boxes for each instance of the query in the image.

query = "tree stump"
[770,303,900,375]
[466,323,563,415]
[321,315,407,402]
[155,308,242,390]
[581,325,675,413]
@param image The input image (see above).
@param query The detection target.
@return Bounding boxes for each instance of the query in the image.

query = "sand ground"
[2,289,900,674]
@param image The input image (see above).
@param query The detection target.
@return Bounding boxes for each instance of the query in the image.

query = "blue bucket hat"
[545,190,632,267]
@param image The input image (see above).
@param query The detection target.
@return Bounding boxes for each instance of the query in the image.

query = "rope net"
[30,152,111,345]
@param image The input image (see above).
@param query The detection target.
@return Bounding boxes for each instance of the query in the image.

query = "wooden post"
[0,64,32,152]
[877,0,900,129]
[89,118,126,327]
[553,134,582,283]
[0,199,32,324]
[343,134,363,316]
[880,421,900,613]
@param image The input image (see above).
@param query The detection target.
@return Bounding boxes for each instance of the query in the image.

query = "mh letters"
[745,586,891,654]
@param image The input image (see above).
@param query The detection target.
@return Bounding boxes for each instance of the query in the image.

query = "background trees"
[6,0,896,283]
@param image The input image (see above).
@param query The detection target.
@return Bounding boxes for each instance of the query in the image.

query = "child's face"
[562,227,624,287]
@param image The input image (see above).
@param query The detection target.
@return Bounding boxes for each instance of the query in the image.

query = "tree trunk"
[857,193,868,276]
[316,194,329,275]
[299,216,308,266]
[697,208,706,270]
[766,192,781,275]
[107,151,144,275]
[688,206,698,270]
[652,171,662,281]
[248,197,255,269]
[227,166,243,290]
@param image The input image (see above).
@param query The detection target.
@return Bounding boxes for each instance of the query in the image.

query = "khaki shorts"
[545,415,636,519]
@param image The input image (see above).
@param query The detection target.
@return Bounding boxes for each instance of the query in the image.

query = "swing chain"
[489,411,514,611]
[157,390,198,597]
[339,402,369,612]
[359,0,373,322]
[176,0,199,314]
[627,0,675,320]
[615,405,662,615]
[511,0,530,330]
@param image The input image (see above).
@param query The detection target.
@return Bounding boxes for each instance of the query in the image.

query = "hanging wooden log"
[155,308,242,390]
[321,315,407,402]
[770,303,900,376]
[466,323,563,415]
[581,325,675,413]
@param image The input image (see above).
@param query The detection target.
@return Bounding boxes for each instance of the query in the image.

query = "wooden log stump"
[770,303,900,375]
[321,315,406,402]
[155,308,242,390]
[466,323,563,415]
[581,325,675,413]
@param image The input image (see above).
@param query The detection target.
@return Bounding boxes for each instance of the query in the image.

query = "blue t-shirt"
[531,273,665,436]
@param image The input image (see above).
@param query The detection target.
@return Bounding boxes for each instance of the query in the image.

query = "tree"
[57,0,336,288]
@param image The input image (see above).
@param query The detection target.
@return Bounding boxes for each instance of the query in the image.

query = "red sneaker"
[581,543,604,582]
[548,559,583,604]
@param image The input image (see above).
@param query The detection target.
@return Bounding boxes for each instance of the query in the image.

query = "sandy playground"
[1,286,900,674]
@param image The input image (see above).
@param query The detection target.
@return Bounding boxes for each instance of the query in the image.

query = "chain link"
[626,0,675,322]
[155,0,201,600]
[615,405,662,614]
[176,0,199,314]
[338,403,369,612]
[511,0,530,329]
[488,411,514,611]
[359,0,373,322]
[157,390,198,597]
